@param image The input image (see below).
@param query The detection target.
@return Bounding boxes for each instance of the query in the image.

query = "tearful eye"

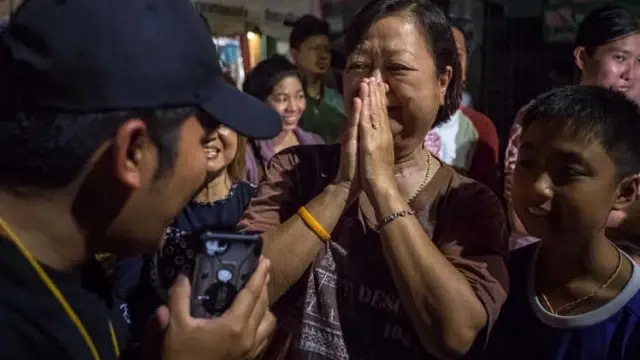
[347,62,370,71]
[386,64,409,72]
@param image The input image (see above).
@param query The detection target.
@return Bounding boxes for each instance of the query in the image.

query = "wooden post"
[239,31,252,75]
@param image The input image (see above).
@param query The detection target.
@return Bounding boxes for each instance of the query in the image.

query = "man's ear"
[112,119,151,190]
[573,46,588,73]
[613,174,639,211]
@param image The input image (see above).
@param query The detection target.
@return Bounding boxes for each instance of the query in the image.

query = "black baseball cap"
[0,0,281,139]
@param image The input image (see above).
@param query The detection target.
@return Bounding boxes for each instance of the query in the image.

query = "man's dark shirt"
[0,236,131,359]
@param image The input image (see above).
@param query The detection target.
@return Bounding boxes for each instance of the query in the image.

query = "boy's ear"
[613,174,639,211]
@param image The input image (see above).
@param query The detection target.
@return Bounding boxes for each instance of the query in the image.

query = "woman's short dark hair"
[575,4,640,56]
[344,0,462,126]
[243,55,303,102]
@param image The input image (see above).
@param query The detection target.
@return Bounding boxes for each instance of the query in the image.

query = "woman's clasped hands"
[334,76,397,204]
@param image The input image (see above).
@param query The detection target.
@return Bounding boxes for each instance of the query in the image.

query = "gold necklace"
[539,244,623,315]
[196,172,232,204]
[407,151,433,203]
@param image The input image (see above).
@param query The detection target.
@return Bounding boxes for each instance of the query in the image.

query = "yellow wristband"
[297,206,331,242]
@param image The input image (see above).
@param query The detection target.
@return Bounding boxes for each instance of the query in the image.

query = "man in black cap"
[0,0,280,359]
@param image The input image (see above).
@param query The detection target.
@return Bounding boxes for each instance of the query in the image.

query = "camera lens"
[203,282,237,315]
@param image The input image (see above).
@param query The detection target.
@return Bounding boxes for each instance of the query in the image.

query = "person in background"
[451,18,473,108]
[0,0,280,359]
[484,85,640,359]
[243,55,324,185]
[504,4,640,251]
[238,0,509,359]
[290,14,346,143]
[424,19,500,194]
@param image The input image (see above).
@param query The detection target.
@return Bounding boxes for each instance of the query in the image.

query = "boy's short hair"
[521,85,640,180]
[289,15,330,50]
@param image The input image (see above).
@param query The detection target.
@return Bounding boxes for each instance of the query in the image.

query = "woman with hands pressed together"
[238,1,509,359]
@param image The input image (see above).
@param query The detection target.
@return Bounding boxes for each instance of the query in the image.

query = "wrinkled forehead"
[350,16,430,57]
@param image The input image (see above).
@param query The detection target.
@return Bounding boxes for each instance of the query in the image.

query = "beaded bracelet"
[376,209,416,232]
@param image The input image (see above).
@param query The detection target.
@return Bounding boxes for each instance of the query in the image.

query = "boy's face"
[512,120,633,242]
[292,35,331,76]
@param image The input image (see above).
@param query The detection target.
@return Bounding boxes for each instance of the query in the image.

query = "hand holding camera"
[190,232,263,318]
[160,256,275,360]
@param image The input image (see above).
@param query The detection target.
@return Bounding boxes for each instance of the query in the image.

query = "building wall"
[0,0,21,20]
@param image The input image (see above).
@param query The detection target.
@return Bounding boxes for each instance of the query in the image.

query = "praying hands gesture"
[357,77,396,198]
[333,77,396,208]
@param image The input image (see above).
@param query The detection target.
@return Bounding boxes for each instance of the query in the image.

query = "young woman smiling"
[243,55,324,185]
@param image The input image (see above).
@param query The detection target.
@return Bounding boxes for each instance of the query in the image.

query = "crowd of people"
[0,0,639,359]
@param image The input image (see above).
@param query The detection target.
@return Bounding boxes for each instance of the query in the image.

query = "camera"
[189,231,262,318]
